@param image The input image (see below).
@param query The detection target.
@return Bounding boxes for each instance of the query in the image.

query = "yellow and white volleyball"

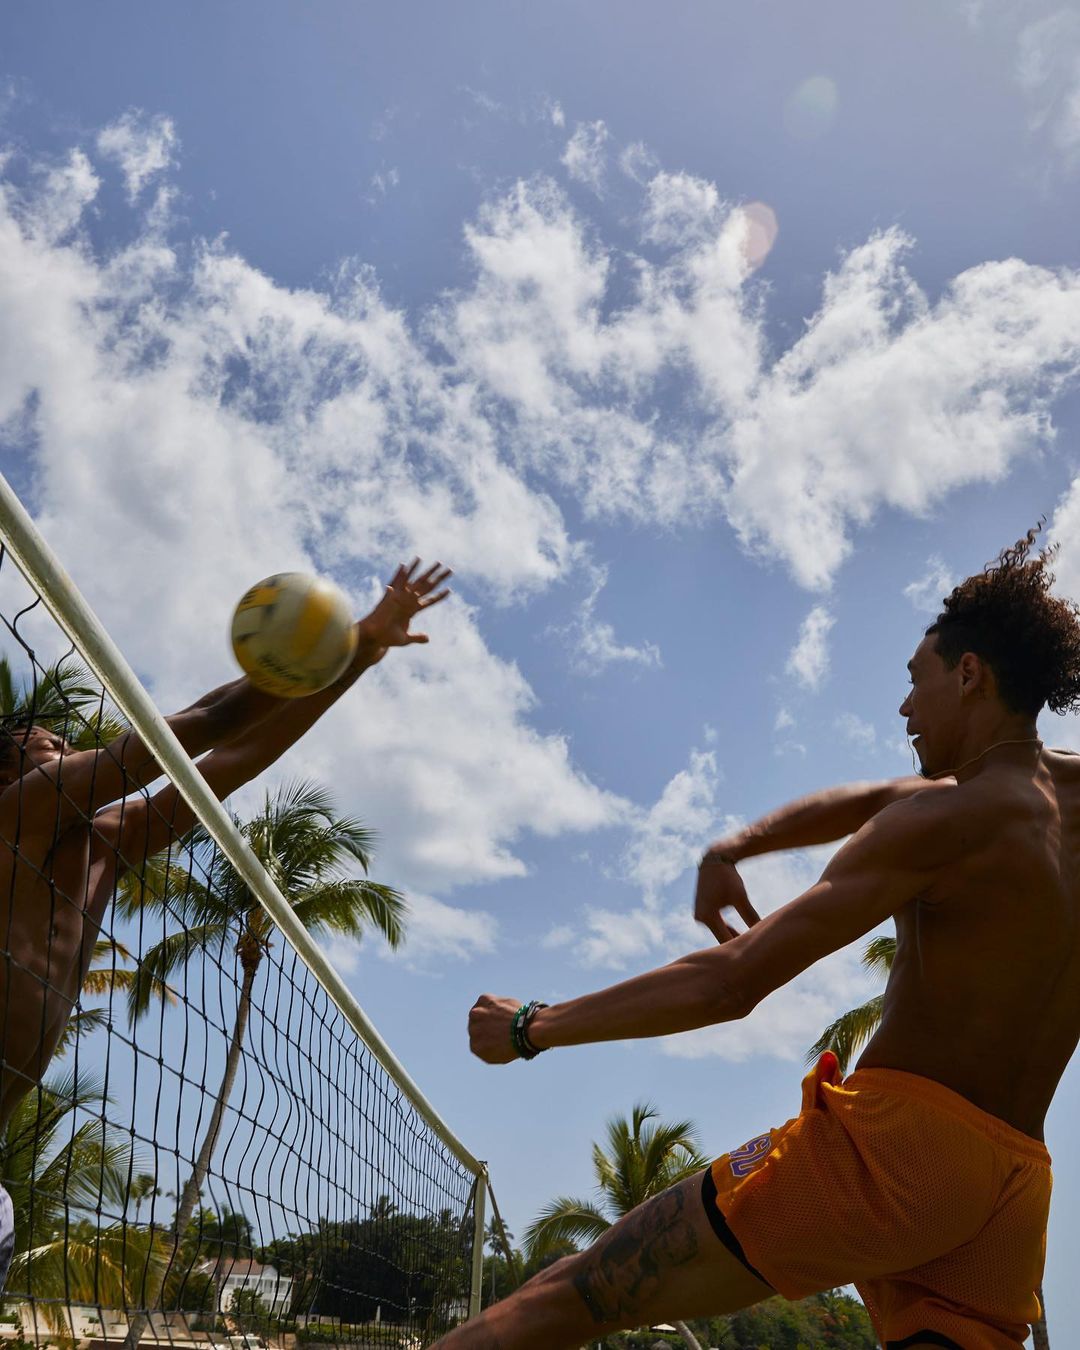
[230,573,357,698]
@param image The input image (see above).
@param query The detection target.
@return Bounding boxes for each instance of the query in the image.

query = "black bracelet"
[510,1001,549,1060]
[699,850,738,869]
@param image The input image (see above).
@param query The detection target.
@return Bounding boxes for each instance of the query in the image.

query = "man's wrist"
[700,835,751,866]
[525,1003,555,1052]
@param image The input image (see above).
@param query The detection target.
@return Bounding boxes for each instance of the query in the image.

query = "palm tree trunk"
[673,1319,703,1350]
[1030,1283,1050,1350]
[123,963,257,1350]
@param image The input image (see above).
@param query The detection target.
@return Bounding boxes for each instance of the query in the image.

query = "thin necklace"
[925,737,1043,781]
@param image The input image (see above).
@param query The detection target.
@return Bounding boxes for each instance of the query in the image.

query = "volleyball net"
[0,475,490,1349]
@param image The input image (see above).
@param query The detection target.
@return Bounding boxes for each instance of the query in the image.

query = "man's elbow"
[688,950,754,1025]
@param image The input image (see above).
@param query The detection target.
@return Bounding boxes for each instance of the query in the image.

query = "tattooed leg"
[573,1185,699,1323]
[428,1172,772,1350]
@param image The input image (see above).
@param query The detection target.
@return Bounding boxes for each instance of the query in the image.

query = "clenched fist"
[468,994,523,1064]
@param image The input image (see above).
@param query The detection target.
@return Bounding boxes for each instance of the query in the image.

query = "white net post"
[468,1166,488,1321]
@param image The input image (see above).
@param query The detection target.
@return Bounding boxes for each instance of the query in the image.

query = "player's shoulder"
[854,776,969,869]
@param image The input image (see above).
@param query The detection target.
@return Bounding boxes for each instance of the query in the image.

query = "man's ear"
[958,651,993,699]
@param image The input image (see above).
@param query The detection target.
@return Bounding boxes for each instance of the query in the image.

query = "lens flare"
[738,200,779,270]
[783,75,839,141]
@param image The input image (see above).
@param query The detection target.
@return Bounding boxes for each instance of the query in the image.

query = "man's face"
[899,635,962,777]
[3,725,71,781]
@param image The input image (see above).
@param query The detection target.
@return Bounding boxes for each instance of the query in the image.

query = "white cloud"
[0,131,630,913]
[561,120,609,193]
[786,606,835,691]
[641,171,723,248]
[834,711,877,751]
[1016,11,1080,169]
[543,98,566,129]
[574,748,725,968]
[551,563,662,675]
[622,749,719,902]
[368,167,400,199]
[619,140,659,185]
[97,110,178,202]
[7,117,1080,932]
[774,707,795,732]
[903,555,955,615]
[389,892,498,965]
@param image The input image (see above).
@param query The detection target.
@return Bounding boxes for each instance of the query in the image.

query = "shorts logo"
[728,1132,772,1179]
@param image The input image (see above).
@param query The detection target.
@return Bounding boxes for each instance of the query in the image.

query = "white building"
[207,1258,294,1317]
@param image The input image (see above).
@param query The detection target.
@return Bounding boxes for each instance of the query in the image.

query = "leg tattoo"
[572,1187,699,1325]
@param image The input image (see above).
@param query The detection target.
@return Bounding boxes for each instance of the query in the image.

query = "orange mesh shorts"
[702,1053,1051,1350]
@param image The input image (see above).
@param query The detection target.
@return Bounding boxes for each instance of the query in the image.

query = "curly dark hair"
[927,525,1080,717]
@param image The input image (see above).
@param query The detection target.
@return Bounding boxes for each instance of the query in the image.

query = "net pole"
[0,471,483,1178]
[469,1164,488,1320]
[485,1173,523,1288]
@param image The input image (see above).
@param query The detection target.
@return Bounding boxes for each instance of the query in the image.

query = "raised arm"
[694,773,954,942]
[0,676,289,851]
[470,784,959,1062]
[105,560,450,873]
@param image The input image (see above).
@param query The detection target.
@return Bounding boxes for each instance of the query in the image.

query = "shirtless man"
[452,530,1079,1350]
[0,559,449,1287]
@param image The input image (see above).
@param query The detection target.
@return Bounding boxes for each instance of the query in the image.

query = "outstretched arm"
[471,785,957,1062]
[102,560,450,873]
[694,773,954,943]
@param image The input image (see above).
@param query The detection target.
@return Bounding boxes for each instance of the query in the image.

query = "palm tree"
[525,1103,709,1350]
[0,652,128,748]
[810,935,1051,1349]
[0,1069,163,1331]
[120,779,405,1350]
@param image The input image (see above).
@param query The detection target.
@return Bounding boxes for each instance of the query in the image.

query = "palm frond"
[806,993,886,1073]
[128,922,230,1023]
[523,1198,611,1261]
[52,1008,111,1056]
[290,879,406,948]
[640,1119,708,1191]
[0,656,16,715]
[862,935,896,976]
[8,1223,164,1321]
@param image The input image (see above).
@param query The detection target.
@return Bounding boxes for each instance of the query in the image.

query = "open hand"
[468,993,521,1064]
[694,854,761,944]
[358,559,452,650]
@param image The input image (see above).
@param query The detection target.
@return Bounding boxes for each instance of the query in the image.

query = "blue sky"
[4,1,1080,1340]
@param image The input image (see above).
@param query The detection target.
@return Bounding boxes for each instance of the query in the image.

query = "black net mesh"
[0,542,478,1348]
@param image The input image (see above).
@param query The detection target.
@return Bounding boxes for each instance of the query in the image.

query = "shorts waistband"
[839,1068,1051,1166]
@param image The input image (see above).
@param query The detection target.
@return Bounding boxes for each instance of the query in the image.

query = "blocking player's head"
[901,526,1080,777]
[0,719,70,788]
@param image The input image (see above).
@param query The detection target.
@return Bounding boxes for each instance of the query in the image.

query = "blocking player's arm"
[694,773,955,942]
[470,787,958,1063]
[103,560,450,874]
[0,677,290,849]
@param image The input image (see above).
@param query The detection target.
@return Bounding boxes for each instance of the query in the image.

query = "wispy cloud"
[97,109,178,201]
[551,563,662,675]
[1016,10,1080,171]
[834,711,877,751]
[561,120,609,193]
[786,606,835,691]
[903,555,955,614]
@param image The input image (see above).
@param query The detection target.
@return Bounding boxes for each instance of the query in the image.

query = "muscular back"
[858,749,1080,1139]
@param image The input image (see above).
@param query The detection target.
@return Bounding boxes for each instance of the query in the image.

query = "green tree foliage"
[0,1072,163,1329]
